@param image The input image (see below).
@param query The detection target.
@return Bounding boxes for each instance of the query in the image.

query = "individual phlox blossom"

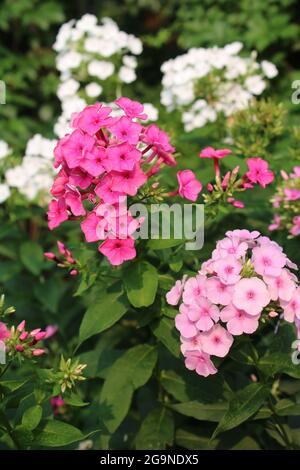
[245,158,274,188]
[47,98,177,266]
[166,229,299,378]
[176,170,202,202]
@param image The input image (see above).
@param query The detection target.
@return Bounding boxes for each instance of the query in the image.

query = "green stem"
[0,410,22,450]
[268,398,293,449]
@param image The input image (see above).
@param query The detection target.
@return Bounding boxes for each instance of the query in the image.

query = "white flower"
[56,51,82,72]
[261,60,278,79]
[85,82,103,97]
[76,14,97,32]
[0,140,11,159]
[53,20,75,52]
[119,66,136,83]
[143,103,159,121]
[127,35,142,55]
[57,79,80,100]
[245,75,266,95]
[0,183,10,203]
[87,60,115,80]
[123,55,137,69]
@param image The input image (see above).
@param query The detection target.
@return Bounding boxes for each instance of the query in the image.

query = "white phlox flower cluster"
[0,140,12,203]
[160,42,278,132]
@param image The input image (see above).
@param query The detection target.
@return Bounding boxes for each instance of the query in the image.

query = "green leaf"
[0,379,28,393]
[22,405,42,431]
[34,420,95,447]
[63,394,89,407]
[147,239,185,250]
[123,261,158,308]
[160,369,224,403]
[151,317,180,357]
[212,383,270,438]
[78,282,129,347]
[275,399,300,416]
[99,345,158,435]
[135,407,174,450]
[259,353,300,379]
[20,241,44,275]
[176,429,217,450]
[170,401,228,422]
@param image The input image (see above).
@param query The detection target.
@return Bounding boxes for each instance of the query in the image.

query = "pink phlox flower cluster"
[166,229,299,377]
[199,148,274,208]
[48,98,177,266]
[269,166,300,237]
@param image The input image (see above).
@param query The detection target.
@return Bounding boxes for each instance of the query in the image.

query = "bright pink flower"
[199,147,232,159]
[107,142,141,172]
[232,277,270,315]
[111,165,147,196]
[252,244,286,277]
[220,304,260,335]
[60,129,96,169]
[68,167,93,189]
[200,324,233,357]
[115,97,148,120]
[166,278,186,305]
[264,269,296,302]
[281,287,300,322]
[175,311,198,338]
[177,170,202,202]
[51,169,69,198]
[80,146,108,177]
[206,277,234,305]
[142,124,175,153]
[0,322,10,341]
[48,199,68,230]
[98,237,136,265]
[65,189,86,216]
[284,188,300,201]
[110,116,142,145]
[81,212,103,242]
[32,348,45,357]
[182,275,207,305]
[186,297,219,331]
[72,102,116,135]
[95,174,126,204]
[246,158,274,188]
[184,351,217,377]
[213,255,242,285]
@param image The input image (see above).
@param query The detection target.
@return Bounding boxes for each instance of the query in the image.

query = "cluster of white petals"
[160,42,278,131]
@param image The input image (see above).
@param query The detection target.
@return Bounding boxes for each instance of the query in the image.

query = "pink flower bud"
[15,344,24,352]
[19,331,28,341]
[35,331,46,341]
[44,325,58,339]
[17,320,26,332]
[70,269,79,276]
[221,171,231,189]
[32,349,45,357]
[232,200,245,209]
[57,241,67,256]
[280,170,289,181]
[232,165,240,176]
[268,311,278,318]
[30,328,41,336]
[207,183,214,192]
[44,252,56,260]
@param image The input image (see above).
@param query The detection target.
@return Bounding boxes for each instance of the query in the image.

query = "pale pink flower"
[280,287,300,322]
[200,324,233,357]
[291,216,300,236]
[206,277,234,305]
[264,269,296,302]
[175,311,197,338]
[215,236,248,259]
[220,304,260,335]
[182,274,207,304]
[252,244,286,277]
[213,255,242,285]
[166,277,187,306]
[269,214,281,231]
[177,170,202,202]
[232,277,271,315]
[180,334,203,354]
[186,297,219,331]
[184,351,217,377]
